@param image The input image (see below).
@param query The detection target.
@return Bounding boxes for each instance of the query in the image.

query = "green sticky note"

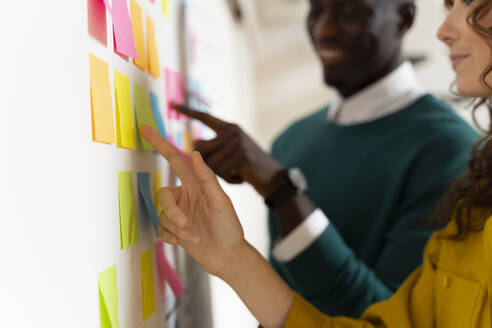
[114,70,136,149]
[141,249,156,321]
[118,171,139,249]
[134,83,158,151]
[98,265,119,328]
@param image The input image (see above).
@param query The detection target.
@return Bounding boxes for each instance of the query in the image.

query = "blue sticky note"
[137,172,160,237]
[149,92,168,139]
[177,131,183,150]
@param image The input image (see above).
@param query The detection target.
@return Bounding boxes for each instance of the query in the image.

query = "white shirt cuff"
[272,208,330,263]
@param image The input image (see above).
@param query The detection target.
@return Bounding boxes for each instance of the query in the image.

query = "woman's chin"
[456,79,491,98]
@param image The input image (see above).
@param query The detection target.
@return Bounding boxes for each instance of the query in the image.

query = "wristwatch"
[264,167,309,209]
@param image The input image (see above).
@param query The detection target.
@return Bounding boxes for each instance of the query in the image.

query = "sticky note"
[134,84,158,151]
[114,70,135,149]
[118,171,139,249]
[141,249,156,322]
[164,68,177,120]
[137,172,160,237]
[98,265,119,328]
[149,92,167,138]
[153,171,163,213]
[177,131,183,149]
[155,241,185,299]
[103,0,138,58]
[184,127,193,153]
[130,0,147,70]
[164,68,185,120]
[162,0,170,17]
[146,15,161,78]
[89,53,115,144]
[88,0,107,46]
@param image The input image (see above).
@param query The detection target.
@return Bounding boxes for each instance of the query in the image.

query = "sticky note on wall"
[118,171,139,249]
[88,0,107,46]
[141,249,156,322]
[134,84,158,151]
[114,70,136,149]
[89,53,115,144]
[146,15,160,78]
[149,92,167,138]
[162,0,170,17]
[130,0,147,70]
[103,0,138,58]
[155,241,185,299]
[153,171,163,213]
[98,265,120,328]
[137,172,160,237]
[164,68,185,120]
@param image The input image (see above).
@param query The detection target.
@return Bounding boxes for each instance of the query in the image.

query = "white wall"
[0,0,259,327]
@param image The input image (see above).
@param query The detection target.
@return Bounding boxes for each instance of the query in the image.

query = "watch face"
[288,168,308,193]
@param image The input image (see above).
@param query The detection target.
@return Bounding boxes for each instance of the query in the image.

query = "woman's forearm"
[219,241,294,328]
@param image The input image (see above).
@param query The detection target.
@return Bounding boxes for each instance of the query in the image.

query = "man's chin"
[323,74,347,89]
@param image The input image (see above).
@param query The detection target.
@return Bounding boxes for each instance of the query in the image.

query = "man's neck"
[335,57,404,99]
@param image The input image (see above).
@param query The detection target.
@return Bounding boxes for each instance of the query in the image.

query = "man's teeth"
[320,49,343,60]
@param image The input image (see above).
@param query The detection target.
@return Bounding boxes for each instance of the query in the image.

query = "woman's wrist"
[217,240,255,283]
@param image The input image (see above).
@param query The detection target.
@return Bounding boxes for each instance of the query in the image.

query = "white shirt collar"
[327,62,426,125]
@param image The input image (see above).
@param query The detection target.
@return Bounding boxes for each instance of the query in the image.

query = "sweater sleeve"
[269,131,476,317]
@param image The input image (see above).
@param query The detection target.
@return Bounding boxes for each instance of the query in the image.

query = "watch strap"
[265,169,302,209]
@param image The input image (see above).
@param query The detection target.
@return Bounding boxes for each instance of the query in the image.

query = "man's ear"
[398,3,416,36]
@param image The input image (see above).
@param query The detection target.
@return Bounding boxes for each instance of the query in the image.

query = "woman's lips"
[450,54,470,70]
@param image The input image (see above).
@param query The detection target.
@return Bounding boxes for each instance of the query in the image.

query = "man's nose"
[313,10,339,41]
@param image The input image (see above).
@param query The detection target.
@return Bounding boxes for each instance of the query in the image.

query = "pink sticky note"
[88,0,107,46]
[164,68,186,121]
[164,68,177,120]
[102,0,138,58]
[175,73,186,120]
[113,29,129,61]
[155,241,185,299]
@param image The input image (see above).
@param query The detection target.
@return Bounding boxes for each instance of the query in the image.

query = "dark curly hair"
[433,0,492,240]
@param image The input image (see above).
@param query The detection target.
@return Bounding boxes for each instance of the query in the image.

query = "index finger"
[171,102,229,132]
[139,125,194,184]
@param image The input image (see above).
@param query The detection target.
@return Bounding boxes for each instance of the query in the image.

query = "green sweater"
[268,95,480,317]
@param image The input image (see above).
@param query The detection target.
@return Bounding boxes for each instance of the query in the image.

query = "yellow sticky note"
[118,171,139,249]
[114,70,136,149]
[98,265,120,328]
[162,0,169,17]
[146,15,161,78]
[89,53,115,144]
[141,249,156,322]
[153,171,163,213]
[131,0,147,70]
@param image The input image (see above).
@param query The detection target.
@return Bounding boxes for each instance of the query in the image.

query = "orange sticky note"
[130,0,147,70]
[89,53,115,144]
[146,15,161,78]
[141,249,156,322]
[114,70,136,149]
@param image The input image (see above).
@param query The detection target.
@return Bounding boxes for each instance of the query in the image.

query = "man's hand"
[172,103,284,198]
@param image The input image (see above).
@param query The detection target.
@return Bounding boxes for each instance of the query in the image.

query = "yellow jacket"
[285,218,492,327]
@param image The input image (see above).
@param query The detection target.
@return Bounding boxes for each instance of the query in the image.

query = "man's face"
[307,0,403,89]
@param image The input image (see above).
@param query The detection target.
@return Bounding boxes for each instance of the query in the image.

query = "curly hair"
[433,0,492,240]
